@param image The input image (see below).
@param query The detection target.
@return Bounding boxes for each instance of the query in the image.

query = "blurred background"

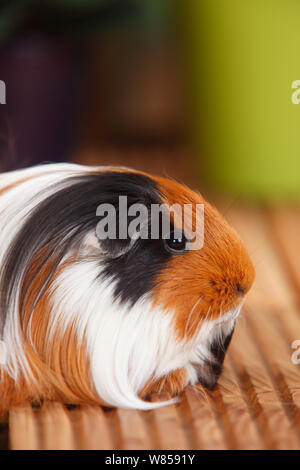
[1,0,300,200]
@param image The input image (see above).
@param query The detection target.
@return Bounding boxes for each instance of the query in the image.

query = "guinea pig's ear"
[83,229,134,258]
[83,231,102,252]
[93,195,152,258]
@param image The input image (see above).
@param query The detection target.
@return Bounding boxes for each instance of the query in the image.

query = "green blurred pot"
[182,0,300,200]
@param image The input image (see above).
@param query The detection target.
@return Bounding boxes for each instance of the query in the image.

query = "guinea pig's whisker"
[194,304,211,339]
[184,296,202,342]
[191,304,212,345]
[204,304,213,324]
[188,314,202,342]
[188,306,202,336]
[191,384,211,406]
[188,298,210,341]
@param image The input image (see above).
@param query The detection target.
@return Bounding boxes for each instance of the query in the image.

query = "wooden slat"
[115,408,152,450]
[149,393,190,450]
[39,402,75,450]
[214,359,265,450]
[246,312,300,434]
[9,403,39,450]
[229,317,299,449]
[181,386,227,450]
[208,385,239,449]
[268,207,300,303]
[74,405,114,450]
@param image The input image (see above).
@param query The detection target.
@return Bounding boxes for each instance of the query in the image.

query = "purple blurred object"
[0,36,86,171]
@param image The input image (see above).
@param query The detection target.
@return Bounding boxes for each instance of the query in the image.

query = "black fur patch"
[102,236,172,305]
[0,170,173,333]
[196,324,235,390]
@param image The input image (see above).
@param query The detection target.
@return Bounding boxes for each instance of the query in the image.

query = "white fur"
[0,164,92,381]
[48,247,238,409]
[49,258,178,409]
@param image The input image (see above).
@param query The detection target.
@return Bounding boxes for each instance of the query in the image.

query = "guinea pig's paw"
[140,368,188,399]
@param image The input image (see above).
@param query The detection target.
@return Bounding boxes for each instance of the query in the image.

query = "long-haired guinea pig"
[0,163,255,413]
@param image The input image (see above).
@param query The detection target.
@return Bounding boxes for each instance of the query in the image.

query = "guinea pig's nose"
[234,282,246,297]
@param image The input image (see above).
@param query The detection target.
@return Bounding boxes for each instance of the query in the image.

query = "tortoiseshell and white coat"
[0,163,255,414]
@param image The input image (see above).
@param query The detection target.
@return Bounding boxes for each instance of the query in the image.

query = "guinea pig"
[0,163,255,413]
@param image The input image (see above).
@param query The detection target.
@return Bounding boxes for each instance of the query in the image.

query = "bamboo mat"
[4,204,300,450]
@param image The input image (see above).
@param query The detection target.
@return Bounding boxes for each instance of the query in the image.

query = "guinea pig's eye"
[164,232,187,253]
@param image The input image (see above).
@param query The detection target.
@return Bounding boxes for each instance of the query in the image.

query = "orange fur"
[140,368,187,398]
[0,253,103,416]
